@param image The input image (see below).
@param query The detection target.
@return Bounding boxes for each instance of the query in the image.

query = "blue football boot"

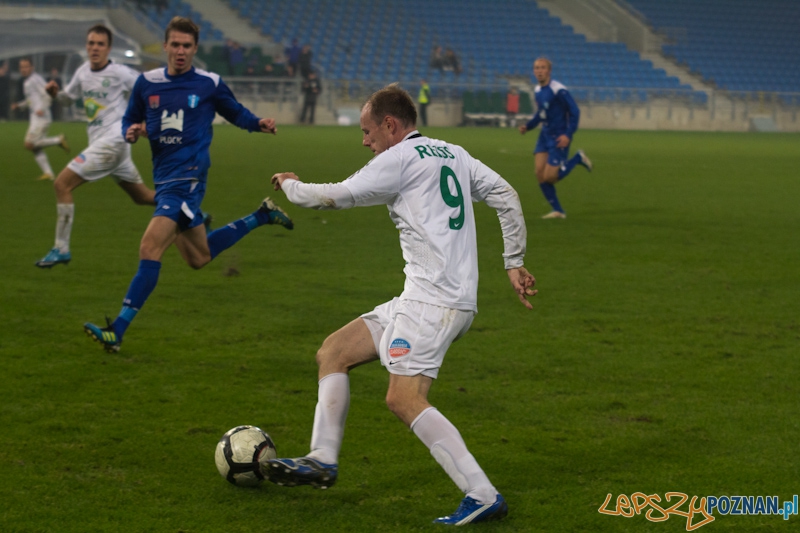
[434,494,508,526]
[35,248,71,268]
[263,457,337,489]
[84,318,121,353]
[259,197,293,230]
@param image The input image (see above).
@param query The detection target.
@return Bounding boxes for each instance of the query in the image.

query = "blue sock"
[558,154,582,180]
[539,182,564,213]
[112,259,161,339]
[206,209,268,260]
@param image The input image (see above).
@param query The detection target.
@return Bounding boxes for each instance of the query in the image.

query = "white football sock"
[55,203,74,253]
[411,407,497,504]
[33,150,53,175]
[306,372,349,465]
[34,136,62,149]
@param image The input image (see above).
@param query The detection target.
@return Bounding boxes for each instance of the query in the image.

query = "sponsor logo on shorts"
[160,204,171,210]
[149,95,160,109]
[388,338,411,358]
[74,154,86,163]
[188,94,199,108]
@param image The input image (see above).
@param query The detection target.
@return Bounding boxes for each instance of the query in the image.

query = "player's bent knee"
[316,337,341,368]
[384,391,418,425]
[185,254,211,270]
[24,142,35,151]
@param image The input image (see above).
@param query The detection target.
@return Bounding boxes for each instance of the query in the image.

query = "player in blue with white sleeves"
[519,57,593,219]
[84,17,293,353]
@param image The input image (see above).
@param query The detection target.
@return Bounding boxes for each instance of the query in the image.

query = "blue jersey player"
[519,58,592,219]
[84,17,293,353]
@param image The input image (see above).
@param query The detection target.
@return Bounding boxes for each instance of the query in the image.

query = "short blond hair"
[364,84,417,128]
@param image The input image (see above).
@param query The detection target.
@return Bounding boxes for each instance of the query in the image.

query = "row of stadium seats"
[136,0,225,44]
[626,0,800,94]
[225,0,697,98]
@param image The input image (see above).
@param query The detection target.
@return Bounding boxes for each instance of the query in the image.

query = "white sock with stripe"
[307,372,349,464]
[411,406,497,504]
[55,203,74,253]
[33,150,53,175]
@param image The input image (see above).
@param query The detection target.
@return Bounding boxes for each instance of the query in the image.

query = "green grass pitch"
[0,121,798,532]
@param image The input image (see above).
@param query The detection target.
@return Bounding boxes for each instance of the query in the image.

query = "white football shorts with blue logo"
[361,298,474,379]
[67,138,142,184]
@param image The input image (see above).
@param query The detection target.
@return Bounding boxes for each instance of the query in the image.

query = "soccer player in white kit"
[267,85,537,525]
[11,58,69,182]
[35,25,155,268]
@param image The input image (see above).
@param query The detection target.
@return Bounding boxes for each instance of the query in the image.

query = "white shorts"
[25,117,52,145]
[361,298,474,379]
[67,140,143,184]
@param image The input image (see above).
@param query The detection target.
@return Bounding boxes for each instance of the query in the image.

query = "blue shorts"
[153,179,206,232]
[535,132,570,167]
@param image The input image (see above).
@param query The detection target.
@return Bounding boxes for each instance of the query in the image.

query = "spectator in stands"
[262,63,277,77]
[429,46,444,71]
[223,38,234,68]
[228,41,245,76]
[417,79,431,127]
[285,38,301,77]
[0,60,10,120]
[519,58,592,219]
[444,48,461,75]
[300,71,321,124]
[272,51,288,76]
[244,65,257,76]
[298,44,313,79]
[48,68,63,121]
[506,87,519,128]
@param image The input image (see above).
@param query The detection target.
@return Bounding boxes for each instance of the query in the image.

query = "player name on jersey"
[413,145,456,159]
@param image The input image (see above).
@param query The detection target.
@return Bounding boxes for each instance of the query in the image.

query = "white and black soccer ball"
[215,425,277,487]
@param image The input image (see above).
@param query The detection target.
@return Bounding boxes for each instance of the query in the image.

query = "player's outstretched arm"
[259,118,277,134]
[507,266,537,310]
[272,172,357,210]
[271,172,300,191]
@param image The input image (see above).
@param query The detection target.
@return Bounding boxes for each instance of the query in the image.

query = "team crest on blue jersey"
[149,95,160,109]
[188,94,199,108]
[388,338,411,358]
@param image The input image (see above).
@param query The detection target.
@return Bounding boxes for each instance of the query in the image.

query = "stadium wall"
[216,96,799,132]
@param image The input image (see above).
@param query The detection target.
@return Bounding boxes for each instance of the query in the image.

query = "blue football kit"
[83,66,291,351]
[122,66,262,230]
[123,66,261,185]
[523,79,591,216]
[525,80,580,166]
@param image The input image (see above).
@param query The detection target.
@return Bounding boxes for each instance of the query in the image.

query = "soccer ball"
[215,425,277,487]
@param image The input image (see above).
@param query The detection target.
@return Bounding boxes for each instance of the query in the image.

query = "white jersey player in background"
[35,24,155,268]
[11,58,69,182]
[267,85,536,525]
